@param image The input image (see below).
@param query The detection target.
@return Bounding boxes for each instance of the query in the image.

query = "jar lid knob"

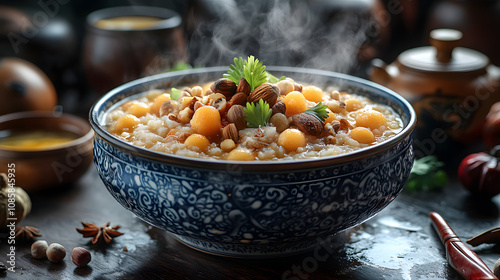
[429,29,463,63]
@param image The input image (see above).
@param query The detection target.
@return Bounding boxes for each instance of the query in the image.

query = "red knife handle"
[430,212,498,280]
[446,241,498,280]
[430,211,458,243]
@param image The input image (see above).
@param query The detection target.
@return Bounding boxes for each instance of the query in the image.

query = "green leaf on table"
[404,155,447,192]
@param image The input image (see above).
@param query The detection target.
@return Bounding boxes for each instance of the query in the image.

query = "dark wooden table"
[1,154,500,279]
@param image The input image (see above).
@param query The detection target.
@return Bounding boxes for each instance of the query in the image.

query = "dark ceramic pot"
[371,29,500,157]
[90,67,416,257]
[83,6,186,95]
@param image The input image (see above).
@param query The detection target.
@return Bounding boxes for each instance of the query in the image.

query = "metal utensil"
[430,212,498,280]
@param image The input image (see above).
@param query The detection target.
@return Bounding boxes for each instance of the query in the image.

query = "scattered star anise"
[15,226,41,242]
[76,222,124,244]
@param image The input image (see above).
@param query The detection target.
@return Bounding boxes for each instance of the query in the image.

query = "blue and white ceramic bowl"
[90,67,416,257]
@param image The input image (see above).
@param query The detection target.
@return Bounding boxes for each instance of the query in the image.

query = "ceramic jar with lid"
[371,29,500,157]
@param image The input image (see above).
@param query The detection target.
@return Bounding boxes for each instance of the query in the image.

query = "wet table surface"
[2,154,500,280]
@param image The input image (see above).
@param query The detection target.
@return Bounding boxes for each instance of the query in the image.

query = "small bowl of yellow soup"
[0,112,93,192]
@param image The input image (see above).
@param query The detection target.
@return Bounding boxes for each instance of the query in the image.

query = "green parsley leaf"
[267,73,286,84]
[304,102,329,122]
[404,156,447,192]
[244,55,268,91]
[223,57,245,85]
[243,99,272,128]
[223,56,287,90]
[170,88,182,101]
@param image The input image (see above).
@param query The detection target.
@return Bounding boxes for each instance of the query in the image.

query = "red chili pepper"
[458,146,500,198]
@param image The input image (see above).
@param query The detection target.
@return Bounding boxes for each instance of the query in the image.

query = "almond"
[236,78,251,95]
[210,78,237,98]
[222,123,239,142]
[228,92,248,108]
[227,105,246,130]
[292,113,323,136]
[247,83,279,107]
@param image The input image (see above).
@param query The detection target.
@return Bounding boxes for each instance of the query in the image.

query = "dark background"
[2,1,500,279]
[1,0,499,117]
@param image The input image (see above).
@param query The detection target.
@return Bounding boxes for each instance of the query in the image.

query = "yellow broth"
[0,130,79,150]
[94,16,165,30]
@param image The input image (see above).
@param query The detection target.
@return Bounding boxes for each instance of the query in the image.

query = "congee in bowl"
[105,56,403,161]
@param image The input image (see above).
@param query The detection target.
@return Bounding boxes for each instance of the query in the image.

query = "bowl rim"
[86,5,182,32]
[0,111,94,157]
[90,66,416,171]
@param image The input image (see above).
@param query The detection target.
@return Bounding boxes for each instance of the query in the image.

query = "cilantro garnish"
[223,57,245,85]
[304,102,329,122]
[267,73,286,84]
[243,56,268,91]
[170,88,182,101]
[223,56,286,91]
[243,99,272,128]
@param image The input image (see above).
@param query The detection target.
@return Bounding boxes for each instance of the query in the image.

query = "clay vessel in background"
[371,29,500,157]
[426,0,500,66]
[83,6,186,95]
[0,57,57,115]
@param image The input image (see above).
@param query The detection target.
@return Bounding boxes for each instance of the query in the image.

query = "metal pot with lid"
[371,29,500,156]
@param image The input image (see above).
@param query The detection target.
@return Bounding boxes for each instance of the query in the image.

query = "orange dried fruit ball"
[190,106,222,138]
[283,91,308,117]
[324,110,335,123]
[150,93,171,116]
[114,115,140,132]
[350,127,375,144]
[126,102,150,117]
[184,133,210,152]
[355,110,387,130]
[226,148,255,161]
[344,98,363,112]
[278,128,306,152]
[301,85,324,103]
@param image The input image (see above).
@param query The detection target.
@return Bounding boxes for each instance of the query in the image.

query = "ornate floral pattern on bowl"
[90,67,416,257]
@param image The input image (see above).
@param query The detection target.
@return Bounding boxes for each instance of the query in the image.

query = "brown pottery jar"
[83,6,186,95]
[371,29,500,157]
